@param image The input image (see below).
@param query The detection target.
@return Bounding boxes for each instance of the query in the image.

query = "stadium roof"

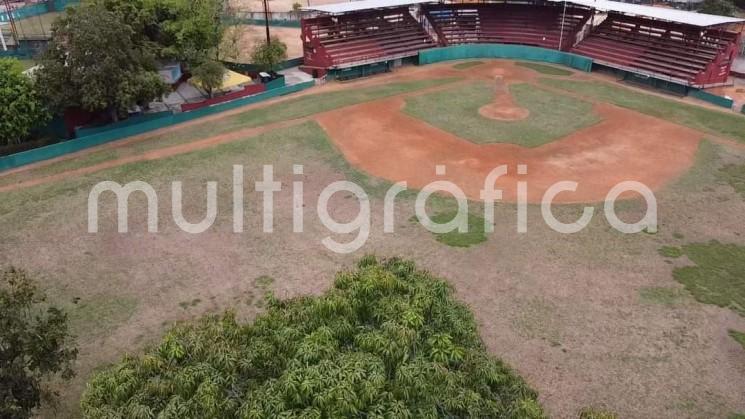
[554,0,744,27]
[302,0,433,14]
[304,0,744,27]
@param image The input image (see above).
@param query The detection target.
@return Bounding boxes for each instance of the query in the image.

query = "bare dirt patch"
[478,76,530,121]
[227,24,302,60]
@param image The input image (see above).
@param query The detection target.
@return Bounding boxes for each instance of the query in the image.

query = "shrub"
[251,36,288,71]
[0,268,77,419]
[0,59,49,146]
[81,257,544,418]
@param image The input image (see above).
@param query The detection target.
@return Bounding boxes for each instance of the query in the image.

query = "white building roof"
[303,0,434,14]
[554,0,744,27]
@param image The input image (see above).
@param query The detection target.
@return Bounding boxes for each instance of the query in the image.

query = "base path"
[317,97,702,204]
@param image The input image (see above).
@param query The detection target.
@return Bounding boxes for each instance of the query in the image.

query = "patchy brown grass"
[2,61,745,419]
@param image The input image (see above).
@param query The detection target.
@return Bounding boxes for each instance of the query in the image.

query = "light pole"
[263,0,271,45]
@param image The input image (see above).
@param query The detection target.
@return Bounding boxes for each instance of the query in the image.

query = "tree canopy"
[192,60,226,98]
[81,257,544,418]
[0,59,49,146]
[699,0,737,16]
[91,0,227,65]
[0,268,78,419]
[251,37,288,71]
[36,4,170,118]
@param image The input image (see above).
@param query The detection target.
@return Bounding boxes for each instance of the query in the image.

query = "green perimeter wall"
[0,81,315,172]
[689,88,735,109]
[418,44,593,72]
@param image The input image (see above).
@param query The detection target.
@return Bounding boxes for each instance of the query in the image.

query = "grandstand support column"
[558,0,568,51]
[0,26,6,51]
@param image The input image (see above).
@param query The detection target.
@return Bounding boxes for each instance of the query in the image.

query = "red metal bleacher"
[422,3,591,51]
[301,8,437,69]
[572,13,740,86]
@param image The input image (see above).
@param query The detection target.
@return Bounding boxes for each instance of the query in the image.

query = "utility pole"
[262,0,271,45]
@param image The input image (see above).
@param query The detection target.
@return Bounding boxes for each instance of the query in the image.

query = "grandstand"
[422,3,591,51]
[301,6,436,70]
[301,0,743,87]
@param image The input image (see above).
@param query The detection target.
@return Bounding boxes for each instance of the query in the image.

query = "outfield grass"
[579,407,619,419]
[0,121,386,227]
[453,61,484,70]
[664,241,745,317]
[515,62,573,76]
[403,81,600,147]
[0,77,460,187]
[717,163,745,199]
[539,78,745,143]
[729,329,745,350]
[421,211,487,247]
[638,286,688,307]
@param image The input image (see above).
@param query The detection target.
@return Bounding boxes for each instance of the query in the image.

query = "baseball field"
[2,60,745,418]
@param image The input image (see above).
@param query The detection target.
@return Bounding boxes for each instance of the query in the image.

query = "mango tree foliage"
[0,59,49,146]
[81,257,544,418]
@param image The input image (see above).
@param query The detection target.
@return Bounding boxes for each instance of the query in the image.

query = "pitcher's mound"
[478,75,529,121]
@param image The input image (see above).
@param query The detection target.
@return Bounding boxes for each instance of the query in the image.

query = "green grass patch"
[0,77,460,186]
[515,62,573,76]
[658,246,683,258]
[453,61,484,70]
[404,81,600,147]
[579,407,619,419]
[638,286,688,306]
[539,78,745,143]
[670,241,745,317]
[717,163,745,199]
[67,294,138,337]
[729,329,745,350]
[414,211,487,248]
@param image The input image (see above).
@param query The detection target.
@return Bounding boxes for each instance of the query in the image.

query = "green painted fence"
[689,89,734,109]
[0,81,315,172]
[418,44,593,72]
[0,0,78,22]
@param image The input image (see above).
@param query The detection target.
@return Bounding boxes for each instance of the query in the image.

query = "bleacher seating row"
[300,3,741,86]
[423,3,591,51]
[572,13,740,84]
[301,8,436,68]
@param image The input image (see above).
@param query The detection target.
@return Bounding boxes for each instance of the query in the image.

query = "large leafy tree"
[82,257,544,418]
[90,0,227,64]
[192,60,226,98]
[699,0,737,16]
[143,0,228,65]
[0,59,49,146]
[251,36,288,71]
[36,4,169,120]
[0,268,78,419]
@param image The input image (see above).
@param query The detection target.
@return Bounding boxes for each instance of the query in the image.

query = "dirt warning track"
[316,97,702,203]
